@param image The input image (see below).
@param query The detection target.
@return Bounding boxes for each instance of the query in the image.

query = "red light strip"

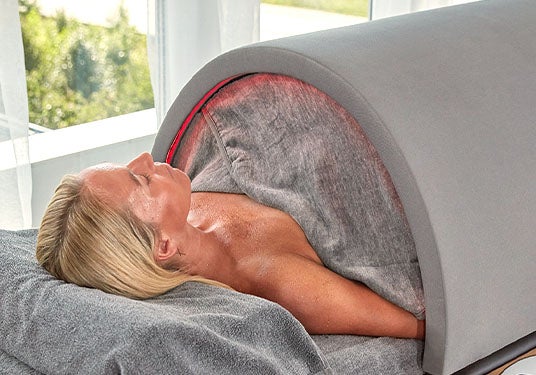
[165,75,243,164]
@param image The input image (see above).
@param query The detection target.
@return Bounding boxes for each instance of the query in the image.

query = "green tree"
[19,1,154,129]
[67,38,100,99]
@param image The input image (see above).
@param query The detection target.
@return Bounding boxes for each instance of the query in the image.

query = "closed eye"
[141,174,151,184]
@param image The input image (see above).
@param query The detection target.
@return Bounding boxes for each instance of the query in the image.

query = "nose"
[127,152,154,172]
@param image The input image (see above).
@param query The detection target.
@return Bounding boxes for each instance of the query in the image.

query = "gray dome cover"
[153,1,536,373]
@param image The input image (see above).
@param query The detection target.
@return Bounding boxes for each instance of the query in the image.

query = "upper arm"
[255,254,423,339]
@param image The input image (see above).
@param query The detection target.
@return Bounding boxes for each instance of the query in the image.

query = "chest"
[189,192,319,261]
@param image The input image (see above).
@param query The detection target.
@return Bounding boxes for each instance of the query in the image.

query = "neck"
[174,220,240,289]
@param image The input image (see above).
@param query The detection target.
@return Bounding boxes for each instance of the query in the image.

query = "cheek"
[161,194,189,225]
[129,193,160,224]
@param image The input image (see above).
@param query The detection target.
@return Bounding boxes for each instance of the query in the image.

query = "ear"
[153,236,179,266]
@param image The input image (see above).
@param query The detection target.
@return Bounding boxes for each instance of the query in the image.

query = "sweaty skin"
[187,192,425,339]
[81,153,425,339]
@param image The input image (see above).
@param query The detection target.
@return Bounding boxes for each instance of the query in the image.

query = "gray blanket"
[174,73,425,317]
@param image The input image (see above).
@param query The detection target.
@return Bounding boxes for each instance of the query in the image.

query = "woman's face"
[79,152,192,233]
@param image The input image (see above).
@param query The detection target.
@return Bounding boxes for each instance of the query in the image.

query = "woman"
[37,151,425,340]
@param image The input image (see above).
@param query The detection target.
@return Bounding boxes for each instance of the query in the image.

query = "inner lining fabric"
[170,73,425,317]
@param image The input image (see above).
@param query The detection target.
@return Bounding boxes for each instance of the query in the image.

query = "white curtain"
[370,0,481,20]
[147,0,260,125]
[0,0,33,230]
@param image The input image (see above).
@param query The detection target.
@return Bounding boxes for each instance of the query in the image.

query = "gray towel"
[174,73,425,317]
[0,229,330,374]
[0,349,40,374]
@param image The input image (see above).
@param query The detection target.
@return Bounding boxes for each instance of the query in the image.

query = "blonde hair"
[36,174,226,299]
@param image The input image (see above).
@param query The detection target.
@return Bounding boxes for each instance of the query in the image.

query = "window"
[19,0,153,131]
[12,0,477,227]
[19,0,370,132]
[260,0,368,41]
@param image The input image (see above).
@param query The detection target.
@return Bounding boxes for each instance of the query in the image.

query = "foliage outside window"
[19,0,153,129]
[19,0,364,130]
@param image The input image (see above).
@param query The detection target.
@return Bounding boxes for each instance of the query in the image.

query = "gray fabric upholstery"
[153,1,536,373]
